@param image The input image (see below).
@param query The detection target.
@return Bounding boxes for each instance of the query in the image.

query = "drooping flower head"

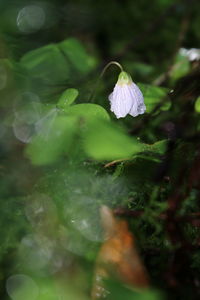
[109,71,146,119]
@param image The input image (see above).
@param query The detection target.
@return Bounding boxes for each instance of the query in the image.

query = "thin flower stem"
[89,61,124,102]
[100,61,124,78]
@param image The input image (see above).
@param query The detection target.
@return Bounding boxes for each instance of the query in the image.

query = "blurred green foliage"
[0,0,200,299]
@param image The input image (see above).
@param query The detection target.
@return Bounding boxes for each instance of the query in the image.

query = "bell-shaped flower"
[109,71,146,118]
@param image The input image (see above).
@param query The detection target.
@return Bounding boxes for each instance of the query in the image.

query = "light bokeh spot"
[6,274,39,300]
[17,5,46,33]
[12,119,35,143]
[14,92,41,124]
[13,92,42,143]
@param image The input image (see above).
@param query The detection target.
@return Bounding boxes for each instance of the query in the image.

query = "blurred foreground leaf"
[19,38,97,97]
[25,114,77,165]
[25,103,109,165]
[20,44,70,84]
[83,119,143,160]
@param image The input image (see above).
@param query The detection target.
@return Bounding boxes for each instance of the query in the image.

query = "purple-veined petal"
[128,83,146,117]
[108,71,146,118]
[109,84,134,118]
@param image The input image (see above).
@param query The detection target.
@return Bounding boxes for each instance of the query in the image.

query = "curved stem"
[89,61,123,102]
[100,61,123,78]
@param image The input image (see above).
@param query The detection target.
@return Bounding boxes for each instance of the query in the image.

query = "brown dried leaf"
[92,206,149,299]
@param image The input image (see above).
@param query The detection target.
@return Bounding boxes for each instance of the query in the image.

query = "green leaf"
[20,44,70,84]
[20,38,97,79]
[105,279,162,300]
[67,103,110,121]
[37,278,90,300]
[0,59,27,107]
[25,114,77,165]
[59,38,97,75]
[195,96,200,113]
[57,88,79,110]
[138,84,170,113]
[142,140,167,154]
[83,119,143,160]
[170,53,190,82]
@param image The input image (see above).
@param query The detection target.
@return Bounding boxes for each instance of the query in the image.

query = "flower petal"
[108,72,146,119]
[128,83,146,117]
[109,84,133,118]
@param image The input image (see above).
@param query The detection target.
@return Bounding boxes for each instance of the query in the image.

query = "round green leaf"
[67,103,110,121]
[83,119,143,160]
[25,114,77,165]
[57,88,79,110]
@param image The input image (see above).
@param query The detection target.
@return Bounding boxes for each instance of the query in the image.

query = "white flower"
[109,71,146,118]
[180,48,200,61]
